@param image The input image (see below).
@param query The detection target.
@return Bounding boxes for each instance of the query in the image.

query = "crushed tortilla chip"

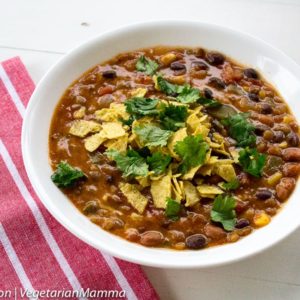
[99,122,126,139]
[69,120,101,137]
[183,181,200,207]
[130,88,147,98]
[167,128,187,159]
[73,106,86,119]
[150,174,172,208]
[95,103,129,122]
[135,176,151,188]
[104,133,128,152]
[84,133,106,152]
[213,163,236,182]
[119,183,148,214]
[197,184,224,199]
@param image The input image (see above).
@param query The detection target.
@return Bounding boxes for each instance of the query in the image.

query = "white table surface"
[1,0,300,299]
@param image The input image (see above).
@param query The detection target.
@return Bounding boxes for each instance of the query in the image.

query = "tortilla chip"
[84,133,106,152]
[104,133,128,152]
[130,88,147,98]
[119,183,148,214]
[213,163,236,182]
[135,176,151,188]
[150,174,171,208]
[197,184,224,198]
[183,181,200,207]
[95,103,129,122]
[181,165,200,180]
[99,122,126,139]
[167,128,187,159]
[229,148,240,163]
[73,106,86,119]
[69,120,101,137]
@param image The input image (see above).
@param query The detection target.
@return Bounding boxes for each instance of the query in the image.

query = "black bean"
[244,68,259,79]
[102,69,117,79]
[260,103,273,114]
[105,175,114,184]
[256,189,273,200]
[206,52,225,66]
[203,88,213,99]
[185,234,207,249]
[248,92,259,102]
[287,132,300,147]
[235,219,250,229]
[255,124,270,136]
[273,131,285,143]
[170,61,186,71]
[192,61,209,70]
[208,77,226,90]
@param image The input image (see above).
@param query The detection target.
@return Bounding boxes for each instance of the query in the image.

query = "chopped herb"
[156,76,200,103]
[174,134,209,174]
[134,124,173,147]
[124,97,159,118]
[198,96,221,108]
[147,152,172,175]
[105,149,148,178]
[51,161,86,188]
[159,104,188,131]
[136,55,159,75]
[211,194,237,231]
[136,147,151,158]
[238,147,266,177]
[222,113,256,147]
[221,178,240,191]
[165,197,181,220]
[120,115,135,126]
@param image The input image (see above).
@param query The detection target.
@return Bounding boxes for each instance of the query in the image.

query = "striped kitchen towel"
[0,57,159,300]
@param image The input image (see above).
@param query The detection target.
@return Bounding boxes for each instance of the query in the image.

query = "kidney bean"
[170,61,186,71]
[204,224,226,239]
[256,189,273,200]
[283,163,300,177]
[287,132,299,147]
[273,123,291,134]
[98,85,114,96]
[282,148,300,161]
[185,234,208,249]
[235,219,250,229]
[276,177,296,201]
[208,77,226,90]
[102,69,117,79]
[125,228,140,242]
[251,112,274,127]
[235,200,249,214]
[140,231,164,247]
[248,92,259,102]
[244,68,259,79]
[273,131,285,143]
[97,94,114,108]
[206,52,225,66]
[192,61,208,70]
[204,87,213,99]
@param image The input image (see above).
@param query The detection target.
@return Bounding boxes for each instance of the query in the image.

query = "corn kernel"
[243,86,249,92]
[254,211,270,227]
[267,171,282,186]
[228,232,240,243]
[279,141,288,149]
[283,115,294,124]
[174,242,186,250]
[258,89,266,99]
[160,53,177,65]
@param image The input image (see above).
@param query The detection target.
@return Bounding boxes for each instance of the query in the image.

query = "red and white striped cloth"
[0,57,159,300]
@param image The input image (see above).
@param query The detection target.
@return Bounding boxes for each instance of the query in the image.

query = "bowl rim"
[22,20,300,268]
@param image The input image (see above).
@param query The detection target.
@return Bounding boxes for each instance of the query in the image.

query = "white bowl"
[22,21,300,268]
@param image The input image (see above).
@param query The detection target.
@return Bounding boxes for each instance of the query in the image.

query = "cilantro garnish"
[211,194,237,231]
[156,76,200,103]
[146,152,172,175]
[124,97,159,118]
[136,55,159,75]
[238,147,266,177]
[165,198,181,220]
[174,134,209,174]
[51,161,86,188]
[134,124,173,147]
[159,104,188,131]
[105,149,148,178]
[198,96,221,108]
[222,113,256,147]
[220,178,240,191]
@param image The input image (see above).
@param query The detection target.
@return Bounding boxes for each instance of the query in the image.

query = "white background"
[1,0,300,299]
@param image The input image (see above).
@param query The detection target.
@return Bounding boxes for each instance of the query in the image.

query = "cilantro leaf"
[146,152,172,175]
[238,147,266,177]
[51,161,86,188]
[105,149,148,178]
[211,194,237,231]
[159,104,188,131]
[134,124,173,147]
[165,198,181,220]
[174,134,209,174]
[220,178,240,191]
[125,97,159,118]
[136,55,159,75]
[156,76,200,103]
[222,113,256,147]
[176,85,200,104]
[198,96,221,108]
